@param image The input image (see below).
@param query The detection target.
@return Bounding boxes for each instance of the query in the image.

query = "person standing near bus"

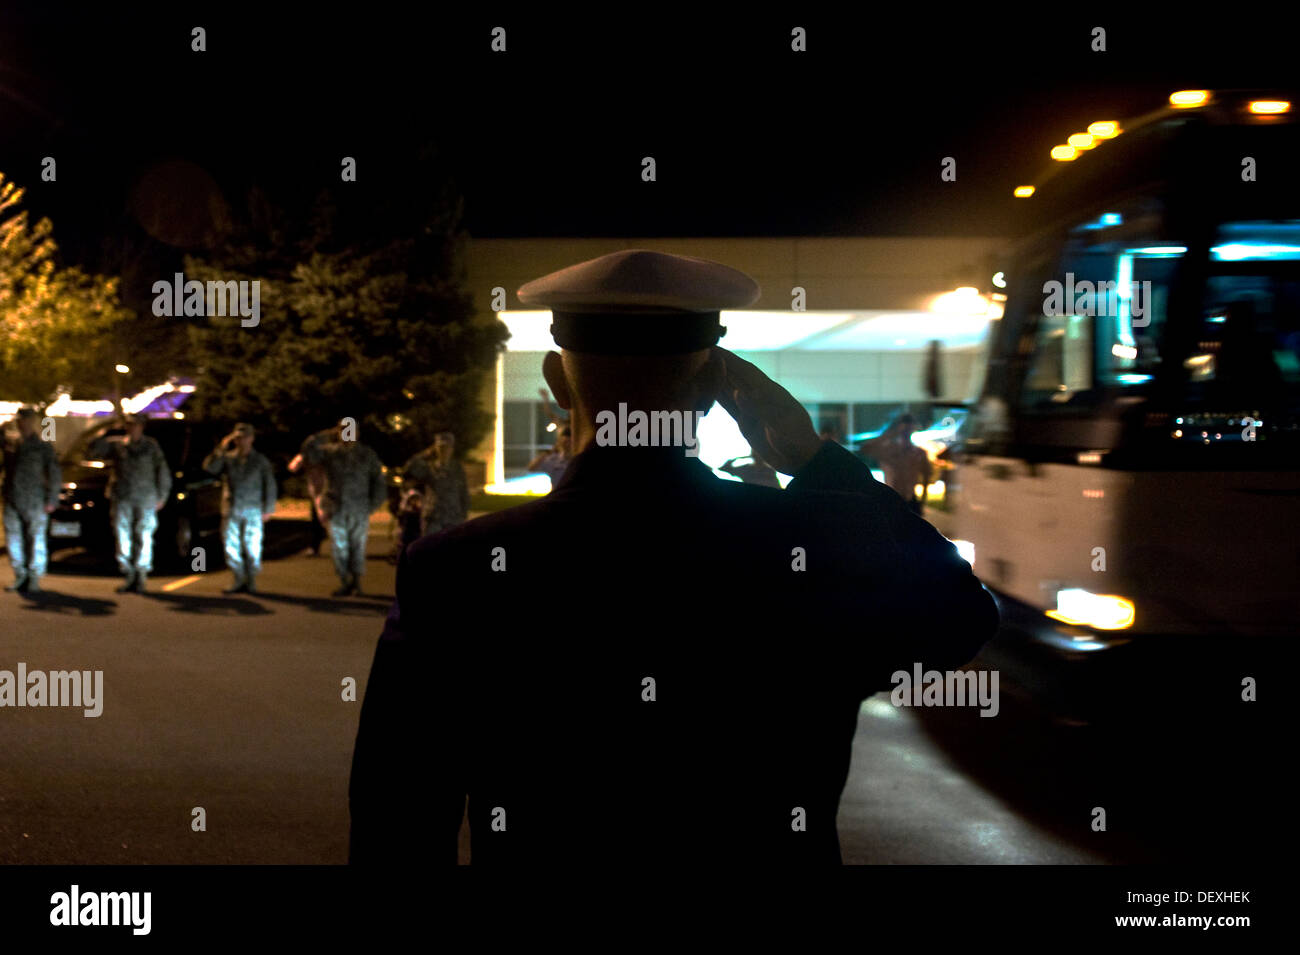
[858,413,932,515]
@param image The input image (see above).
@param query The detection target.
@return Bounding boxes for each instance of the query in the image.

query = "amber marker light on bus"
[1013,186,1035,197]
[1087,121,1120,139]
[1046,589,1136,630]
[1067,132,1097,149]
[1169,89,1210,108]
[1248,100,1291,114]
[1050,145,1078,161]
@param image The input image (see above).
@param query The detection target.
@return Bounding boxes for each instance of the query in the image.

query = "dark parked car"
[48,417,225,569]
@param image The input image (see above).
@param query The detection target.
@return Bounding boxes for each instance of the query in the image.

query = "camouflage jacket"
[305,436,386,515]
[1,433,61,512]
[203,448,277,515]
[93,435,172,506]
[402,452,469,527]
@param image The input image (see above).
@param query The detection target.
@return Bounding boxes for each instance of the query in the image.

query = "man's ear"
[542,351,573,410]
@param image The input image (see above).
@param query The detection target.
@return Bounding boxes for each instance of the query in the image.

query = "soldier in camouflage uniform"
[304,420,386,597]
[203,423,277,594]
[90,414,172,594]
[401,431,469,537]
[2,407,61,594]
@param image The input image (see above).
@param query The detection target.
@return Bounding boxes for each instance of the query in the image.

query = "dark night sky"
[0,7,1295,264]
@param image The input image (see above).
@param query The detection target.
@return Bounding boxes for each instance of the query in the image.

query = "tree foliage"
[0,172,134,402]
[184,153,507,464]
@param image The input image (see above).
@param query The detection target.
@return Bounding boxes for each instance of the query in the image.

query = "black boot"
[5,574,28,593]
[115,573,137,594]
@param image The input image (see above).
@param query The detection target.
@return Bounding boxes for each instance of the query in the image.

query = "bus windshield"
[1185,220,1300,409]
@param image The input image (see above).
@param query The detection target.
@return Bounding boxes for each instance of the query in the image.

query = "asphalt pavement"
[0,508,1274,865]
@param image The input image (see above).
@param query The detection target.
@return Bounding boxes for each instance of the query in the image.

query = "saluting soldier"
[349,250,1000,866]
[288,428,333,556]
[2,407,61,594]
[400,431,469,537]
[526,424,572,490]
[91,414,171,594]
[203,423,277,594]
[303,420,387,597]
[858,413,933,516]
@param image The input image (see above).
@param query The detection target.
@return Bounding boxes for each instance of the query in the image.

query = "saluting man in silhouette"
[349,250,999,865]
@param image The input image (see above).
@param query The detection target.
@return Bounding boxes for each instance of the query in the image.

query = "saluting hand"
[712,347,823,476]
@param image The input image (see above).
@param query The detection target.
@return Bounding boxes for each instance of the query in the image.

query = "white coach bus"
[938,90,1298,710]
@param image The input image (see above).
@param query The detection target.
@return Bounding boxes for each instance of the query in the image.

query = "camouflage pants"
[113,501,158,575]
[4,505,49,580]
[330,510,369,582]
[223,507,264,584]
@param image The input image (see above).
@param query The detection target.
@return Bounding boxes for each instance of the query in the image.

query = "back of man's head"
[551,348,719,416]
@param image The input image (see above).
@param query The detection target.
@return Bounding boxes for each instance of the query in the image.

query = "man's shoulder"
[403,498,557,562]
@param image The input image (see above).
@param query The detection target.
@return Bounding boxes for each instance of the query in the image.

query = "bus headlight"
[1045,588,1135,630]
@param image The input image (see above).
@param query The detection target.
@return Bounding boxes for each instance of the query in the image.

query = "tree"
[184,150,508,464]
[0,171,134,402]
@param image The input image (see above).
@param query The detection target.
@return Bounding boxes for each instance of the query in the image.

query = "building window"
[503,401,566,477]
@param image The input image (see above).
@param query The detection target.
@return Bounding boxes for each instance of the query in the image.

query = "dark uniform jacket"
[349,440,999,866]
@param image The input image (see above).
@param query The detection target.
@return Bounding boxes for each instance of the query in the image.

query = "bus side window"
[1095,253,1177,389]
[1022,222,1182,410]
[1191,220,1300,399]
[1021,312,1093,409]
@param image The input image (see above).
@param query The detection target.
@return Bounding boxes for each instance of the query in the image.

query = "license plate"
[49,521,80,538]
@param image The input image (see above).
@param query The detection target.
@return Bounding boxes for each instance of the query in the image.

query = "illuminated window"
[1023,199,1179,407]
[1189,226,1300,404]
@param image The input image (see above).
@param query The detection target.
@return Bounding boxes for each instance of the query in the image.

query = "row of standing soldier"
[0,411,174,595]
[3,411,469,597]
